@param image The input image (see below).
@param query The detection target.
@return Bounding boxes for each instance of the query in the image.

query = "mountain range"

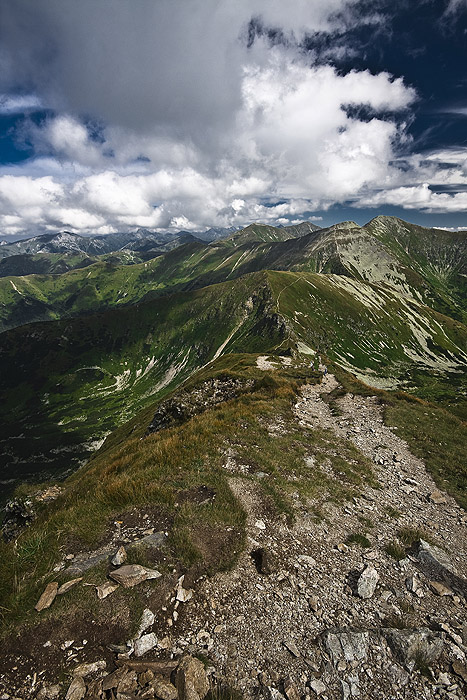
[0,215,465,497]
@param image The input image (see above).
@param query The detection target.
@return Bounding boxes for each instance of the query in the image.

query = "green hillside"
[0,272,284,494]
[2,266,466,499]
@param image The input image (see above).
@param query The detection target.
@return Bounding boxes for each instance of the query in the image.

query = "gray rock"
[309,679,326,696]
[356,566,379,599]
[283,677,300,700]
[413,539,456,574]
[136,608,155,638]
[111,545,127,566]
[322,630,369,665]
[109,564,161,588]
[134,632,158,657]
[283,640,300,657]
[383,627,445,671]
[35,582,58,611]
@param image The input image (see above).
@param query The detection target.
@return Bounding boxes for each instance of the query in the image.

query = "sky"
[0,0,466,239]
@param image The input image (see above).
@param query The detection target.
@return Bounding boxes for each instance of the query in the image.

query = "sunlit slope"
[268,270,467,395]
[0,271,284,488]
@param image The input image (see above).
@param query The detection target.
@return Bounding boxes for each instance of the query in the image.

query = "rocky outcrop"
[146,376,254,435]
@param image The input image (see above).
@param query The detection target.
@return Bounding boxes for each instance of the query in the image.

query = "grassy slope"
[0,354,375,632]
[268,270,467,412]
[0,272,284,493]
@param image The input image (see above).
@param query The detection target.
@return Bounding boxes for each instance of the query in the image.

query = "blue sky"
[0,0,466,238]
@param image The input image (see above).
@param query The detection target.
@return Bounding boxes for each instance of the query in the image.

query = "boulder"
[35,582,58,611]
[109,564,161,588]
[383,628,444,671]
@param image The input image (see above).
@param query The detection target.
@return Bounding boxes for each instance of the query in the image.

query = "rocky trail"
[1,376,466,700]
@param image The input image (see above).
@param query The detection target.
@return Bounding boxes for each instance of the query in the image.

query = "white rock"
[136,608,155,638]
[309,679,326,695]
[111,545,127,566]
[356,565,379,599]
[255,519,266,530]
[134,632,158,657]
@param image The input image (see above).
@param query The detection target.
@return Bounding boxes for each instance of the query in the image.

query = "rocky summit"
[0,219,465,700]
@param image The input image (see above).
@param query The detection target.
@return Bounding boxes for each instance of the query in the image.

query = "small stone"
[57,578,83,595]
[134,632,158,657]
[356,566,379,599]
[309,679,326,696]
[177,586,194,602]
[452,661,467,683]
[283,640,300,657]
[109,564,161,588]
[96,581,118,599]
[298,555,317,567]
[429,490,447,505]
[336,543,348,553]
[35,582,58,611]
[429,581,453,596]
[252,547,277,575]
[255,519,266,530]
[111,545,127,566]
[308,596,319,612]
[136,608,155,638]
[284,677,300,700]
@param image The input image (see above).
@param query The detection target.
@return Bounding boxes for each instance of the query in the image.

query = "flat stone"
[429,490,447,505]
[413,539,457,574]
[111,545,127,566]
[323,630,369,665]
[452,661,467,683]
[109,564,161,588]
[429,580,453,596]
[96,581,119,599]
[134,632,158,657]
[73,660,106,678]
[283,640,300,657]
[35,582,58,611]
[255,519,266,530]
[57,578,82,595]
[356,565,379,599]
[177,585,193,602]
